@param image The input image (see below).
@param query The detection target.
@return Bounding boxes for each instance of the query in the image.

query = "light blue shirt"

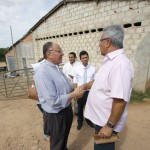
[34,60,73,113]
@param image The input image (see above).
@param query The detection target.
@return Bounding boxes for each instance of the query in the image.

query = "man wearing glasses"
[34,42,84,150]
[80,25,134,150]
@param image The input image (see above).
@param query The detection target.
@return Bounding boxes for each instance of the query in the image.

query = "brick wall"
[33,0,150,92]
[5,33,35,70]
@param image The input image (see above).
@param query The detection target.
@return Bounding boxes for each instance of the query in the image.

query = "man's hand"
[74,87,85,99]
[97,125,113,138]
[78,84,86,91]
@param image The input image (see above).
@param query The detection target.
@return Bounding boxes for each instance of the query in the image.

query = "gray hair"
[103,25,124,49]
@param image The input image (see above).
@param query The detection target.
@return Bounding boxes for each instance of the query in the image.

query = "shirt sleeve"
[110,62,133,102]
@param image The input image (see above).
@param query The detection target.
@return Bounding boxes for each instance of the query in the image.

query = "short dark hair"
[69,52,76,58]
[79,51,89,59]
[43,42,53,59]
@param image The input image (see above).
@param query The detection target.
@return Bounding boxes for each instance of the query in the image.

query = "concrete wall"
[31,0,150,92]
[5,33,35,69]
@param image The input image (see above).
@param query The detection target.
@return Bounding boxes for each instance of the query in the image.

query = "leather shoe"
[74,112,78,116]
[77,123,83,130]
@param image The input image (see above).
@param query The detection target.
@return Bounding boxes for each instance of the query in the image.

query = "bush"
[130,88,150,102]
[130,90,144,102]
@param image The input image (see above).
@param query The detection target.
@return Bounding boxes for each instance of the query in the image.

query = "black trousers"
[77,91,89,124]
[43,105,73,150]
[37,104,49,135]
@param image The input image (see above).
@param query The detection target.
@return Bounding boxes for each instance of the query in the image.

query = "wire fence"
[0,68,34,98]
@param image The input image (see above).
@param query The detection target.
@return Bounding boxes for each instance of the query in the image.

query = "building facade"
[5,0,150,92]
[5,33,35,70]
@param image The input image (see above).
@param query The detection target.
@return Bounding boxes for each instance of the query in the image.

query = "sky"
[0,0,61,48]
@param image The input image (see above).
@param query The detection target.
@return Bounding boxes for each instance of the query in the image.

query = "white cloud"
[0,0,61,48]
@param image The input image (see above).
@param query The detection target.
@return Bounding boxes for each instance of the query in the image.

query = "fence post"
[25,67,30,90]
[3,74,8,97]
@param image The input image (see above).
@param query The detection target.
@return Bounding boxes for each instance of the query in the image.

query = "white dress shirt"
[84,49,134,132]
[63,61,81,80]
[73,64,96,87]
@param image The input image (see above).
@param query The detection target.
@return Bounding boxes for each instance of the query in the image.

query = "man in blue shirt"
[34,42,83,150]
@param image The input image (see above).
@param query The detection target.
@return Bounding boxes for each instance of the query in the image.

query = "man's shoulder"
[74,63,82,69]
[63,62,69,70]
[74,61,81,65]
[63,62,70,67]
[88,64,96,70]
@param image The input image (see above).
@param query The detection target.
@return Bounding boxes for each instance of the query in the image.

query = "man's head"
[79,51,89,67]
[43,42,63,65]
[69,52,76,64]
[99,25,124,56]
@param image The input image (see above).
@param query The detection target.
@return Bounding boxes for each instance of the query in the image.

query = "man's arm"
[108,98,126,126]
[98,98,126,138]
[68,87,84,100]
[79,80,94,91]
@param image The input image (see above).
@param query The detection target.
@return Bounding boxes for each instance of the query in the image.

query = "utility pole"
[10,25,19,69]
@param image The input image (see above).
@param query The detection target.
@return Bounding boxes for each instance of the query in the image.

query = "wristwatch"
[107,121,115,128]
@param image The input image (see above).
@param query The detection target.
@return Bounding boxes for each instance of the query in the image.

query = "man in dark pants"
[73,51,96,130]
[77,91,89,129]
[34,42,84,150]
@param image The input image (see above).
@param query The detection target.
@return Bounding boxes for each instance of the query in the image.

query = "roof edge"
[5,0,97,54]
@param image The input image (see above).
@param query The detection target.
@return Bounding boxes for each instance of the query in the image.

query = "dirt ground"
[0,96,150,150]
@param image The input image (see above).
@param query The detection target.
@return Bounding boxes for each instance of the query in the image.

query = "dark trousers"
[77,91,89,125]
[43,105,73,150]
[37,104,49,135]
[37,104,43,113]
[94,125,115,150]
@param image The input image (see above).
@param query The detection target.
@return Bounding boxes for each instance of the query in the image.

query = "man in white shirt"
[73,51,96,130]
[63,52,80,115]
[80,25,134,150]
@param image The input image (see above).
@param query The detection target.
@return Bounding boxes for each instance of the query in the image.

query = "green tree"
[0,48,7,62]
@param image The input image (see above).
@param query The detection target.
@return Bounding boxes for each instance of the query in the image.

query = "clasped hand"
[74,87,85,99]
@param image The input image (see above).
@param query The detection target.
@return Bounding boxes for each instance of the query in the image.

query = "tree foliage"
[0,48,6,62]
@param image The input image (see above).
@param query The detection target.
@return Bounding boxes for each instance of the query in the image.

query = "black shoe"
[74,112,78,116]
[77,123,83,130]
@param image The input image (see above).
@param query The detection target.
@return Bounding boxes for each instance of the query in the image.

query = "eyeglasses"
[100,38,109,42]
[48,49,63,54]
[99,38,110,45]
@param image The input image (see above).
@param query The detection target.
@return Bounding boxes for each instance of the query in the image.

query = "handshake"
[73,84,86,100]
[69,80,94,100]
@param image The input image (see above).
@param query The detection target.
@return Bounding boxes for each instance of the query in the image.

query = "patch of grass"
[145,88,150,98]
[130,90,145,102]
[130,88,150,102]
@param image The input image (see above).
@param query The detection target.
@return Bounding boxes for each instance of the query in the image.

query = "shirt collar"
[45,60,58,68]
[103,49,124,62]
[69,61,75,66]
[81,64,90,69]
[69,60,77,66]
